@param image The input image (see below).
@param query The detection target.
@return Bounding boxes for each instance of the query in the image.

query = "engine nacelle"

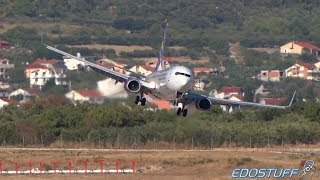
[195,97,212,111]
[124,78,141,93]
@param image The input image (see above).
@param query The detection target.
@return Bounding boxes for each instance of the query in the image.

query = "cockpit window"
[175,72,191,77]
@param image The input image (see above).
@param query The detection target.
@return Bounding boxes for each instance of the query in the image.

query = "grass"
[0,148,312,180]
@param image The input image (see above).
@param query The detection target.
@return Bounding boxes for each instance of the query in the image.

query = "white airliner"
[43,21,295,117]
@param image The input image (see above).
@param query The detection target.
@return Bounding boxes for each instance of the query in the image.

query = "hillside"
[1,0,320,50]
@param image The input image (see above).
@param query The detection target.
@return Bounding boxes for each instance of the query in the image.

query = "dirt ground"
[0,148,318,180]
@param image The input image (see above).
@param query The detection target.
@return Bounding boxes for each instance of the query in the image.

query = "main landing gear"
[177,107,188,117]
[135,95,146,106]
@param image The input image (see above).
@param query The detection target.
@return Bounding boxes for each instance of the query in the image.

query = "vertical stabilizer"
[156,19,168,71]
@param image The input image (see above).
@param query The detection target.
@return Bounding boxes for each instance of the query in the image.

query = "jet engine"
[124,78,141,93]
[195,97,212,111]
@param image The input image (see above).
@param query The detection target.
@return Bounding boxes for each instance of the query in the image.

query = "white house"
[9,88,39,102]
[65,89,104,104]
[211,86,245,112]
[0,98,16,108]
[63,53,86,70]
[25,63,67,90]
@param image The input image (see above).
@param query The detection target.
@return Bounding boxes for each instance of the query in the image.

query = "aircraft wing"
[186,91,296,109]
[44,44,154,89]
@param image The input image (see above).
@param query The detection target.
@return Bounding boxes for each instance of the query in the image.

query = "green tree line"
[0,96,319,148]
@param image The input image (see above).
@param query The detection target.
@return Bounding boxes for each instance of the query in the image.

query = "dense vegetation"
[2,1,320,51]
[0,96,319,148]
[0,1,320,148]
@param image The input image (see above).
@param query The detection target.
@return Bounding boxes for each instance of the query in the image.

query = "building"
[193,67,214,77]
[258,70,283,82]
[9,88,40,102]
[0,58,14,78]
[125,65,155,76]
[259,98,287,106]
[0,40,9,48]
[280,41,320,55]
[194,79,211,92]
[25,58,67,89]
[211,86,245,112]
[63,53,86,70]
[65,89,104,104]
[0,98,16,108]
[285,63,319,80]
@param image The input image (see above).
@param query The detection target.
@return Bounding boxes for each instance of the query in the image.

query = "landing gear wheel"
[141,98,146,106]
[177,108,182,116]
[182,109,188,117]
[135,96,140,105]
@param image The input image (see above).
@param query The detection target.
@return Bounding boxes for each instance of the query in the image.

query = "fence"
[1,133,315,149]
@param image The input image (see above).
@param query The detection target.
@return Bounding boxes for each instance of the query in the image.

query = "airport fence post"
[229,136,232,149]
[41,135,44,148]
[60,135,62,149]
[249,137,252,148]
[191,136,194,149]
[173,136,176,149]
[153,137,155,149]
[22,135,25,148]
[210,137,213,150]
[99,136,101,149]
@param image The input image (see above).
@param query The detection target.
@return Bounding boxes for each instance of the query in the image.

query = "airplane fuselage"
[145,65,194,100]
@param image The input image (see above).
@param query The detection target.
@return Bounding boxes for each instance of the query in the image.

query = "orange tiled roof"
[298,63,315,70]
[25,64,49,70]
[218,86,243,94]
[294,41,320,51]
[261,98,287,105]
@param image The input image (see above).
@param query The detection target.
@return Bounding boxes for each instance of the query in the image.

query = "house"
[193,67,214,77]
[280,41,320,55]
[194,79,211,92]
[145,95,172,110]
[63,53,86,70]
[25,58,67,89]
[0,98,16,108]
[315,62,320,69]
[9,88,40,102]
[216,86,245,100]
[0,58,14,78]
[65,89,104,104]
[211,86,245,112]
[253,85,270,102]
[285,63,319,80]
[0,40,10,48]
[259,98,287,106]
[125,65,155,76]
[258,70,283,82]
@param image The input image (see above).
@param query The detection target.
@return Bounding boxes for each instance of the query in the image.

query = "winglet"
[41,34,48,47]
[287,90,296,107]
